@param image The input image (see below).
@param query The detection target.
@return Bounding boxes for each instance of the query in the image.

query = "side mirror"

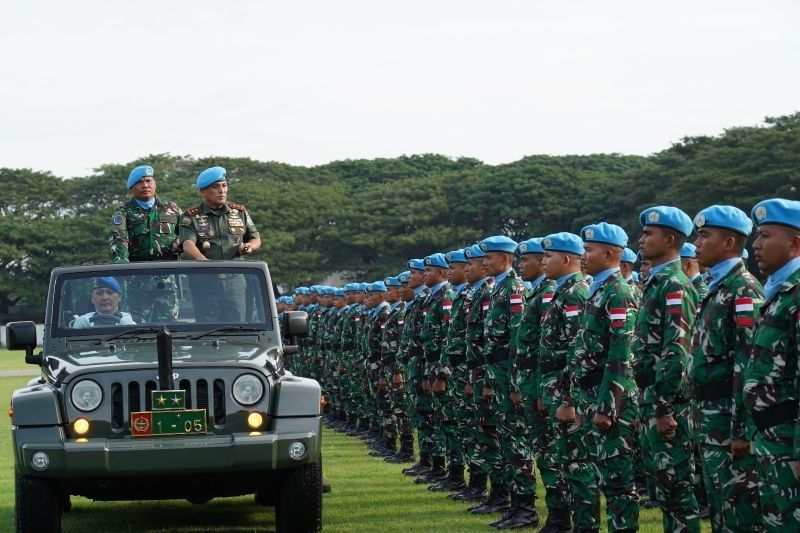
[6,321,42,365]
[284,311,308,338]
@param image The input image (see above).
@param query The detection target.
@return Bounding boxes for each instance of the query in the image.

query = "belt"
[578,367,604,389]
[692,381,733,402]
[539,359,565,374]
[752,401,798,431]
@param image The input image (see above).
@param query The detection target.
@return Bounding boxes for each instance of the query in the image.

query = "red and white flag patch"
[397,318,405,325]
[735,297,754,313]
[565,305,580,318]
[609,307,627,326]
[542,292,554,303]
[666,292,683,315]
[482,301,490,312]
[510,293,524,313]
[442,299,453,311]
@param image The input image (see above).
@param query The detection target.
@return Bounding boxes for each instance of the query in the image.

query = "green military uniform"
[339,301,362,427]
[398,288,428,469]
[381,300,407,455]
[572,271,639,532]
[632,259,700,532]
[690,260,764,531]
[691,274,708,300]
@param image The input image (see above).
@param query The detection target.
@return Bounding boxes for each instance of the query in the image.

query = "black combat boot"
[385,435,416,463]
[402,452,431,476]
[468,482,510,515]
[429,463,466,492]
[495,493,540,529]
[415,456,447,484]
[452,471,488,501]
[539,507,572,532]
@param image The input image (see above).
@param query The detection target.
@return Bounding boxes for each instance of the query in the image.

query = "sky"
[1,1,798,178]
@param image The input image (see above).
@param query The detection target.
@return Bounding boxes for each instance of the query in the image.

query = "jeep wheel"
[274,462,322,533]
[15,473,62,533]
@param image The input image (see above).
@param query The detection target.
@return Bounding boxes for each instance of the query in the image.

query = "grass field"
[0,348,36,372]
[0,371,709,532]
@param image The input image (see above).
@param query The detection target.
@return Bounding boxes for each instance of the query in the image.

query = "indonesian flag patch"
[482,301,490,312]
[666,292,683,315]
[565,305,580,318]
[442,298,453,320]
[398,318,405,325]
[542,292,555,304]
[610,307,627,327]
[735,297,756,327]
[355,316,361,322]
[510,293,523,313]
[735,297,754,313]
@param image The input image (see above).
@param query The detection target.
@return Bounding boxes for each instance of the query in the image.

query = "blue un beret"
[344,283,360,292]
[581,222,628,248]
[424,253,449,269]
[680,243,697,259]
[479,235,518,254]
[621,248,637,264]
[464,244,485,260]
[368,281,388,292]
[408,258,426,271]
[751,198,800,230]
[639,206,693,236]
[127,165,154,189]
[542,232,584,256]
[631,271,640,282]
[357,282,369,292]
[694,205,753,236]
[334,288,345,297]
[384,276,401,287]
[397,271,411,283]
[517,238,544,255]
[292,286,305,295]
[445,249,467,264]
[92,276,122,294]
[322,287,335,296]
[196,166,227,189]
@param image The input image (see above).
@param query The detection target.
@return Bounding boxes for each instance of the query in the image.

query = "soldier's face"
[400,284,413,300]
[409,269,425,289]
[465,258,485,283]
[542,251,569,279]
[91,288,121,314]
[448,263,466,285]
[694,227,734,268]
[387,286,400,302]
[201,181,228,208]
[131,177,156,201]
[638,227,671,260]
[620,262,633,278]
[424,266,445,287]
[483,251,509,276]
[581,243,614,276]
[518,254,543,281]
[753,224,800,275]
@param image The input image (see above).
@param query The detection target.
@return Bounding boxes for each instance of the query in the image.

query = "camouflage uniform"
[540,272,599,531]
[692,274,709,300]
[338,302,361,425]
[690,260,764,532]
[367,302,391,437]
[743,266,800,531]
[572,272,639,532]
[632,260,700,533]
[110,197,182,323]
[381,301,407,449]
[398,291,427,457]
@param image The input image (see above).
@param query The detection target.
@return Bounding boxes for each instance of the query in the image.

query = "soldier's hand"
[593,413,613,431]
[537,398,548,415]
[731,439,751,459]
[465,383,474,398]
[392,372,405,388]
[433,377,446,396]
[481,387,492,401]
[377,378,388,391]
[239,242,253,255]
[556,405,575,423]
[509,392,522,406]
[656,415,678,440]
[421,379,431,394]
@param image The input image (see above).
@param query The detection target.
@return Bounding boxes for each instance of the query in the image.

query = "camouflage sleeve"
[178,213,198,244]
[731,284,764,440]
[243,208,260,240]
[654,280,696,418]
[424,299,450,379]
[109,207,129,263]
[559,288,586,407]
[598,289,636,419]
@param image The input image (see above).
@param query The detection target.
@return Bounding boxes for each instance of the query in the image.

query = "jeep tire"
[15,473,62,533]
[275,461,322,533]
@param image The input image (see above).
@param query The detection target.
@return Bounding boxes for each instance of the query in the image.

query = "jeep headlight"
[232,374,264,406]
[71,380,103,412]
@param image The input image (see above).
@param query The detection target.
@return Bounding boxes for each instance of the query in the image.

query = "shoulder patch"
[112,213,123,225]
[185,205,202,216]
[227,201,245,211]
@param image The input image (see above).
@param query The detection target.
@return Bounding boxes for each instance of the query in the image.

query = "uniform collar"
[202,202,229,215]
[134,197,156,210]
[588,267,620,297]
[529,275,546,293]
[493,268,513,288]
[555,271,580,290]
[370,300,390,317]
[413,284,427,297]
[390,300,403,311]
[764,256,800,302]
[425,281,448,301]
[453,282,468,295]
[646,258,680,286]
[706,257,742,293]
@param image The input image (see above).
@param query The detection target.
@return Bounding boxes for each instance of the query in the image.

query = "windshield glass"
[53,267,272,337]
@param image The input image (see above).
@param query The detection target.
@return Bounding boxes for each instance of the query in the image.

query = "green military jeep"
[7,261,321,532]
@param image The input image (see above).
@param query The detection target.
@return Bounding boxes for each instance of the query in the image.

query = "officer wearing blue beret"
[680,243,708,298]
[620,247,639,289]
[72,277,136,328]
[180,166,261,261]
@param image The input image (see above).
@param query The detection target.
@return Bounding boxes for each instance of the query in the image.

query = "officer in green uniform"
[379,276,408,459]
[633,206,701,533]
[743,198,800,531]
[690,204,764,532]
[681,243,709,300]
[110,164,182,323]
[179,167,261,323]
[621,247,643,303]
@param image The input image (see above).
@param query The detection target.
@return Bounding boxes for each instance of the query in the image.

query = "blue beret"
[479,235,518,254]
[542,232,584,256]
[92,276,122,294]
[286,296,295,304]
[334,288,345,297]
[639,206,693,236]
[408,258,426,271]
[636,250,644,262]
[368,281,388,292]
[680,243,697,259]
[445,249,467,264]
[308,285,320,294]
[581,222,628,248]
[517,238,544,255]
[397,271,411,283]
[344,283,360,292]
[424,253,448,269]
[322,287,335,296]
[299,287,311,296]
[631,271,640,282]
[621,247,637,264]
[196,166,227,189]
[694,205,752,236]
[464,244,485,259]
[742,248,749,259]
[127,165,154,189]
[357,282,369,291]
[384,276,401,287]
[751,198,800,230]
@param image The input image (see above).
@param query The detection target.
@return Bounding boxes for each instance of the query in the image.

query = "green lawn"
[0,348,34,372]
[1,375,707,532]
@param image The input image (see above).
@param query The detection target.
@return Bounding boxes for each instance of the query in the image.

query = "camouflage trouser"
[125,275,179,324]
[583,398,639,532]
[757,455,800,532]
[472,372,503,483]
[433,379,463,466]
[350,362,367,421]
[552,412,600,531]
[388,372,412,442]
[500,401,536,496]
[638,402,658,501]
[642,402,701,533]
[462,369,483,473]
[410,369,438,457]
[698,443,763,532]
[524,398,568,513]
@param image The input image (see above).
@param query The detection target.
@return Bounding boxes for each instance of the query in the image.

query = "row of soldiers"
[284,199,800,532]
